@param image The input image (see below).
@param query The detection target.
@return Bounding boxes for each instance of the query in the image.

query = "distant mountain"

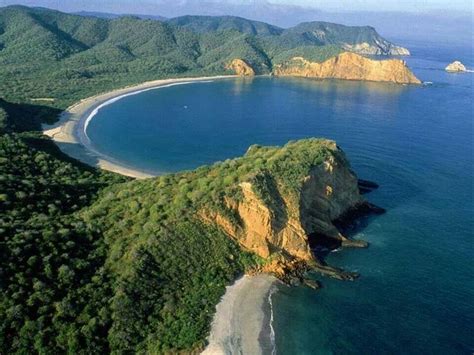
[167,15,282,36]
[165,15,409,55]
[281,21,409,55]
[74,10,167,21]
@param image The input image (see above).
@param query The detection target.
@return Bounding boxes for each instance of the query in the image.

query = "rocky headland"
[228,52,420,84]
[197,139,384,282]
[272,52,421,84]
[90,138,384,287]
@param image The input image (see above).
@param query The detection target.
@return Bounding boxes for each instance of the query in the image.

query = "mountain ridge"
[0,5,415,106]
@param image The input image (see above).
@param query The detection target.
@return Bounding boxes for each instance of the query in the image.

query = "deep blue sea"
[87,40,473,354]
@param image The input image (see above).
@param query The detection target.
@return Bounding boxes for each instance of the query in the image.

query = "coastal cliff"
[197,139,379,279]
[226,52,420,84]
[225,58,255,76]
[273,52,421,84]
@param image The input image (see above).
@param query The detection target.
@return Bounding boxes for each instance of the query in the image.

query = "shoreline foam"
[202,275,277,355]
[43,75,236,179]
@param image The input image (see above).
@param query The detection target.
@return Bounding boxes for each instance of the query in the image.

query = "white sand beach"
[202,275,278,355]
[43,75,236,179]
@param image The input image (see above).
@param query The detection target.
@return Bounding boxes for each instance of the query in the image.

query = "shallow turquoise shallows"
[87,40,473,354]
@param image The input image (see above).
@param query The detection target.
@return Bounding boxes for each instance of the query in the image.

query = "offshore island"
[1,5,421,354]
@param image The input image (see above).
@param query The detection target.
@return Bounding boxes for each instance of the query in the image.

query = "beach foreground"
[43,75,235,178]
[202,275,277,355]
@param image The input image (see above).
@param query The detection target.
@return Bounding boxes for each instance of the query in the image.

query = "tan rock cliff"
[199,139,374,279]
[225,58,255,76]
[273,51,421,84]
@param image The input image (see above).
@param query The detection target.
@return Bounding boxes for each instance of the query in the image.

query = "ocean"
[86,40,473,354]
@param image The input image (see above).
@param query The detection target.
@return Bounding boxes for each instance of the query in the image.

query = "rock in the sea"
[225,58,255,76]
[273,52,421,84]
[358,179,379,194]
[303,279,322,290]
[445,61,467,72]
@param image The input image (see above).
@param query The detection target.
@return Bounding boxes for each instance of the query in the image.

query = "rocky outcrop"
[225,58,255,76]
[273,52,421,84]
[343,42,410,56]
[445,61,467,72]
[199,139,383,280]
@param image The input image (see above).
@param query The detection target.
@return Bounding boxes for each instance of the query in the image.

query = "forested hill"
[0,5,407,107]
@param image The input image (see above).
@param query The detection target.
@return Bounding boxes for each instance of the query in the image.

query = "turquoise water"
[87,41,473,353]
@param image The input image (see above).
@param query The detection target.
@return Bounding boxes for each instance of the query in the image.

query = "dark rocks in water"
[303,279,321,290]
[358,179,379,189]
[358,179,379,194]
[308,232,343,250]
[334,201,386,230]
[341,238,369,248]
[310,260,360,281]
[366,202,386,214]
[308,200,377,253]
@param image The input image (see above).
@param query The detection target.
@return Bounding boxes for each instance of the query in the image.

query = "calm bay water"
[87,41,473,354]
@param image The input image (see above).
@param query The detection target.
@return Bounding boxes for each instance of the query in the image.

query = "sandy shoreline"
[43,75,236,179]
[202,275,278,355]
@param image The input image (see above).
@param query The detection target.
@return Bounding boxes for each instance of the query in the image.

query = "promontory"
[271,52,421,84]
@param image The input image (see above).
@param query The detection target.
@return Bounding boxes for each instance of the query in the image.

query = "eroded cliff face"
[199,140,369,278]
[225,58,255,76]
[273,52,421,84]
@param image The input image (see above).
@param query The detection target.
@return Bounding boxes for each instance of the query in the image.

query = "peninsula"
[80,138,382,353]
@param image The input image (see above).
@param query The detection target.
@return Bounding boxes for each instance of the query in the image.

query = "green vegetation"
[0,132,125,353]
[0,6,395,353]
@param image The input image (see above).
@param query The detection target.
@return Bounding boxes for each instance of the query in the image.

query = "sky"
[0,0,471,13]
[270,0,470,11]
[1,0,472,45]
